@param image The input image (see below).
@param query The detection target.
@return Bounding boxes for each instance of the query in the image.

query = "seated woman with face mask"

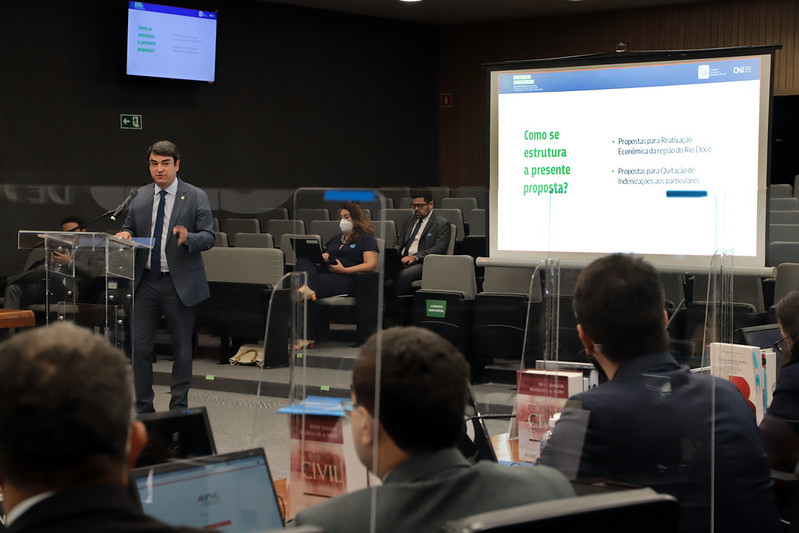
[294,202,379,300]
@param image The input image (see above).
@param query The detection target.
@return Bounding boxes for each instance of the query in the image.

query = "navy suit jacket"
[6,485,207,533]
[122,179,214,307]
[539,351,779,533]
[293,447,574,533]
[394,211,451,261]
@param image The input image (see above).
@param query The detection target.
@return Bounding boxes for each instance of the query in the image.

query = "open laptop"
[135,406,217,468]
[290,236,330,264]
[132,448,284,531]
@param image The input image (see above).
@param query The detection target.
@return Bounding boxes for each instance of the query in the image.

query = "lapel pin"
[180,195,185,200]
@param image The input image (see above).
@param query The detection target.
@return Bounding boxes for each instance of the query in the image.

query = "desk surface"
[0,309,35,329]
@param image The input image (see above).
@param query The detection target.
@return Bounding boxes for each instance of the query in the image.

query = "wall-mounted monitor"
[126,1,218,82]
[487,47,777,271]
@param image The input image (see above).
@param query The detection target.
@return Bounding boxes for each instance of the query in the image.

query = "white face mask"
[339,219,354,233]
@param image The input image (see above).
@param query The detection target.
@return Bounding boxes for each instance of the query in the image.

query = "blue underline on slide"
[666,190,708,198]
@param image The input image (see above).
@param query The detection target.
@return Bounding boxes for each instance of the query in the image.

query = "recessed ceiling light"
[400,0,422,3]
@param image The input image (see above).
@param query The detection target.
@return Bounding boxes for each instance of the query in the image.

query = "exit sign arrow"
[120,114,142,130]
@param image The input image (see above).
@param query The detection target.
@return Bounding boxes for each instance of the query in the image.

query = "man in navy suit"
[115,140,214,413]
[392,188,451,295]
[538,254,779,533]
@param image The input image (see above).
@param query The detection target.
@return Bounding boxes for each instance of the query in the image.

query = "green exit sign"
[120,114,142,130]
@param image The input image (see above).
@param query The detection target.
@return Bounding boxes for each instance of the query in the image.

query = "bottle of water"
[539,412,561,453]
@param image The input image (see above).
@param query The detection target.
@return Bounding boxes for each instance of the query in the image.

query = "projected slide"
[127,2,217,82]
[490,53,771,268]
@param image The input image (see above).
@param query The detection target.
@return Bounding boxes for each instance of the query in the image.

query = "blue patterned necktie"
[151,190,167,273]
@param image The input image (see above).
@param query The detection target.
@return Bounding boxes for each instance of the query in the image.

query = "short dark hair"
[0,323,133,489]
[409,188,433,204]
[352,327,470,454]
[147,140,180,162]
[572,254,669,362]
[60,216,85,228]
[776,289,799,365]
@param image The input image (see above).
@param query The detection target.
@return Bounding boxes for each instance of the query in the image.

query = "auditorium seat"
[770,241,799,266]
[198,247,287,365]
[266,219,305,248]
[771,197,799,211]
[771,211,799,224]
[441,197,478,214]
[233,232,274,248]
[214,231,229,247]
[465,209,486,237]
[315,238,384,345]
[296,208,329,230]
[771,183,793,198]
[472,266,543,368]
[378,186,410,208]
[371,220,398,248]
[436,208,466,242]
[770,224,799,243]
[773,262,799,305]
[308,220,341,246]
[456,186,488,209]
[379,208,414,236]
[222,218,260,240]
[442,487,679,533]
[412,255,477,370]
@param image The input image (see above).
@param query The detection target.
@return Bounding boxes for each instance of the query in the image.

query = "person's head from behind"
[147,140,181,190]
[572,254,669,366]
[350,327,469,476]
[340,202,374,241]
[0,322,146,508]
[775,289,799,365]
[410,188,433,219]
[60,216,86,232]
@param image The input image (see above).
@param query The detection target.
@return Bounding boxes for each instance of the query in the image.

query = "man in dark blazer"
[392,188,451,295]
[0,322,208,533]
[292,326,574,533]
[115,140,214,413]
[538,254,779,533]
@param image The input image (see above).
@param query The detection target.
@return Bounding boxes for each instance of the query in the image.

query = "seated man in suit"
[537,254,779,533]
[3,216,104,311]
[0,322,208,533]
[293,326,574,533]
[392,188,451,296]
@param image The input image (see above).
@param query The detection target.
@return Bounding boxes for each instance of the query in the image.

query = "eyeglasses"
[341,399,361,418]
[411,202,430,209]
[774,337,790,355]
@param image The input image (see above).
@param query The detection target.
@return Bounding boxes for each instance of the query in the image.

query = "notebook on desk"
[132,448,284,531]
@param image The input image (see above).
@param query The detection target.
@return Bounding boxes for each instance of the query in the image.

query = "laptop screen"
[135,406,217,468]
[132,448,284,531]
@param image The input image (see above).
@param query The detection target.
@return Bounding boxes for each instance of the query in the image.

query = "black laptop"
[290,236,330,264]
[135,406,217,468]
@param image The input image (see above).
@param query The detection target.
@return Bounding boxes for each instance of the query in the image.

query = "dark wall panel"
[0,0,439,188]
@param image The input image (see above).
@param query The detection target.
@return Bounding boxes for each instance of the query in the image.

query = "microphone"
[110,189,139,221]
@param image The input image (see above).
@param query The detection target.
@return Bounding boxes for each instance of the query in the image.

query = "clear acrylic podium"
[16,230,152,348]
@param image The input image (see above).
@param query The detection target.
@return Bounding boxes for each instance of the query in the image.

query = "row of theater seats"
[769,188,799,264]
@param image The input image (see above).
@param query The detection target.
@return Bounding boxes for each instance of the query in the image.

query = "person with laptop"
[537,254,779,533]
[294,201,378,299]
[0,322,208,533]
[292,326,574,533]
[392,188,451,296]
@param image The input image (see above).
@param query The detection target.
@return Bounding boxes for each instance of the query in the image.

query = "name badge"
[350,244,356,248]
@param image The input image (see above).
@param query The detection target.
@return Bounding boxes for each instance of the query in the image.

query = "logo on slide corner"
[697,65,710,80]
